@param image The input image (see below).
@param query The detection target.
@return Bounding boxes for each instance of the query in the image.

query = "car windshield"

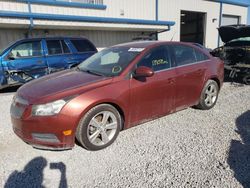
[78,47,143,77]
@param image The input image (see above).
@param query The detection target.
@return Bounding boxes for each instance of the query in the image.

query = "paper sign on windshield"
[128,48,145,52]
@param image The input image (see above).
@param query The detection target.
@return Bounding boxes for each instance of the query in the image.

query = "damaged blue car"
[0,37,97,89]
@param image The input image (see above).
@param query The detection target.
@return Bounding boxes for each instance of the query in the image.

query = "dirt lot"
[0,83,250,188]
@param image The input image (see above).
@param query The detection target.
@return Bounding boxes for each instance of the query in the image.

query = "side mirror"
[134,66,154,78]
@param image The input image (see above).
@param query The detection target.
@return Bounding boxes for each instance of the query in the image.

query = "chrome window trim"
[129,59,210,79]
[154,59,210,74]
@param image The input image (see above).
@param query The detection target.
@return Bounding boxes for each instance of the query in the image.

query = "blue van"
[0,37,97,89]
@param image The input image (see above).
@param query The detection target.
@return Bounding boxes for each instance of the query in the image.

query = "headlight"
[32,99,67,116]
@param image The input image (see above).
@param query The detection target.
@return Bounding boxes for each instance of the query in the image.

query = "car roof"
[113,41,196,49]
[16,36,90,42]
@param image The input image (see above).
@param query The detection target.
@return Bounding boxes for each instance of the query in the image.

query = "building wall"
[0,1,29,28]
[0,0,163,31]
[0,28,150,51]
[158,0,248,49]
[31,0,156,20]
[0,0,163,50]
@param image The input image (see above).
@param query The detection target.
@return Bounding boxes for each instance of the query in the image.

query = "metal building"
[0,0,248,50]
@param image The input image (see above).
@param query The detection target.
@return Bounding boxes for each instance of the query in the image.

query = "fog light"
[32,133,60,143]
[63,130,72,136]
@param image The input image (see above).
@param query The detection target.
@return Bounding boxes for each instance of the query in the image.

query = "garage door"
[221,15,240,26]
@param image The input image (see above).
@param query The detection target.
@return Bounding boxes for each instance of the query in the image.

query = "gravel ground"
[0,82,250,188]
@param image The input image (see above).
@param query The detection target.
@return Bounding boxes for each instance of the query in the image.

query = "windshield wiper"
[80,69,105,77]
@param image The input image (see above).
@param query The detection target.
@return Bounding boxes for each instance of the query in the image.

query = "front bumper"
[11,102,78,150]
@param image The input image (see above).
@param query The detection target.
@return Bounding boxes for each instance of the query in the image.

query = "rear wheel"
[196,80,219,110]
[76,104,122,151]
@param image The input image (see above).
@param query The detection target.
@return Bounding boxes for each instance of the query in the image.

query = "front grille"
[10,96,29,118]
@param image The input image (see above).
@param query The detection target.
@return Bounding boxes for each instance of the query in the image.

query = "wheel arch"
[104,102,125,130]
[69,63,79,69]
[76,100,127,131]
[208,76,221,90]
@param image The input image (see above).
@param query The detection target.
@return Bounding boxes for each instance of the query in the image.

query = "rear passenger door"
[69,39,97,63]
[172,44,208,110]
[45,39,73,73]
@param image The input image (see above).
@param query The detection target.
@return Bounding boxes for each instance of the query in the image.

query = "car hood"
[17,69,112,104]
[218,25,250,43]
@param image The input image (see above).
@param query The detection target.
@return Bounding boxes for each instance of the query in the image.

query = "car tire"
[76,104,122,151]
[195,80,219,110]
[243,75,250,85]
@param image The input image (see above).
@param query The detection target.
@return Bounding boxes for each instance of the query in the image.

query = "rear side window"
[46,40,71,55]
[47,40,62,55]
[173,45,196,66]
[10,41,42,58]
[71,39,96,53]
[195,49,209,62]
[62,41,70,54]
[138,46,170,72]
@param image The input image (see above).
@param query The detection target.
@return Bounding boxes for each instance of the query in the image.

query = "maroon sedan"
[10,41,224,151]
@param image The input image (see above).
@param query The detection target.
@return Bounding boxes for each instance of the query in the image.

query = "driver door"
[129,45,176,127]
[5,40,47,79]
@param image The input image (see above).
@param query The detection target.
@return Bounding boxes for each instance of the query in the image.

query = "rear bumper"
[11,115,76,150]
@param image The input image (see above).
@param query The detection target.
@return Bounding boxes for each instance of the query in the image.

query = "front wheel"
[76,104,122,151]
[243,75,250,85]
[195,80,219,110]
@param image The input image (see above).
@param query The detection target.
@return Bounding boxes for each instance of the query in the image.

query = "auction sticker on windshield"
[128,48,145,52]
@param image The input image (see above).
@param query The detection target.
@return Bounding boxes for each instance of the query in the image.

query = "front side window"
[137,46,170,72]
[10,41,42,58]
[78,47,140,76]
[71,39,96,53]
[173,45,196,66]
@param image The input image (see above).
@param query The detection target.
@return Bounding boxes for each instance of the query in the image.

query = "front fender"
[60,79,130,131]
[0,61,7,89]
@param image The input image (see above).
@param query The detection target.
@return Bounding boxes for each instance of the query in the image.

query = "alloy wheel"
[204,83,218,107]
[87,111,118,146]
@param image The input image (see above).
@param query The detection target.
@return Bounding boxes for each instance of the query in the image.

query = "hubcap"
[204,84,218,107]
[87,111,118,146]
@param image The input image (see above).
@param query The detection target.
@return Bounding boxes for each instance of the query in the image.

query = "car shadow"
[0,86,20,94]
[4,156,68,188]
[227,110,250,188]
